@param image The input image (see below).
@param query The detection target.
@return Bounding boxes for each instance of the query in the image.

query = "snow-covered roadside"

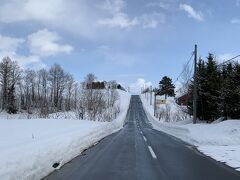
[141,95,240,171]
[0,91,131,180]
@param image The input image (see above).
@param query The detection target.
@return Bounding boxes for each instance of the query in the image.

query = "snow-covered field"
[141,95,240,171]
[0,90,131,180]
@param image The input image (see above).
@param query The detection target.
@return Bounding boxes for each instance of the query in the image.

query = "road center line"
[148,146,157,159]
[143,136,147,142]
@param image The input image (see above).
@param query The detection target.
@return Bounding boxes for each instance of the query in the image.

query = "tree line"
[0,56,120,121]
[188,53,240,122]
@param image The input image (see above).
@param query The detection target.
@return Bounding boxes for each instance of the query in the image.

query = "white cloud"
[97,0,137,29]
[231,18,240,24]
[98,13,139,29]
[0,0,64,23]
[0,34,41,68]
[27,29,73,57]
[0,35,25,52]
[13,55,45,70]
[0,50,45,69]
[98,0,165,29]
[0,29,73,69]
[140,13,165,28]
[129,78,152,94]
[146,1,170,10]
[98,13,165,29]
[101,0,126,14]
[179,4,204,21]
[0,0,164,38]
[0,0,99,38]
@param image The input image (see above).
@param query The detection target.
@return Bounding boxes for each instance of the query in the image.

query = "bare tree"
[84,73,96,84]
[178,62,193,94]
[49,64,66,111]
[65,73,75,111]
[24,69,36,113]
[0,57,21,113]
[0,57,122,121]
[37,69,49,118]
[108,81,119,107]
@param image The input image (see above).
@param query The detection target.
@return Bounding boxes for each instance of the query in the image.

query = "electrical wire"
[218,55,240,66]
[174,51,194,84]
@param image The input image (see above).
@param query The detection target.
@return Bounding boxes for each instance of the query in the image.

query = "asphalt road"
[43,95,240,180]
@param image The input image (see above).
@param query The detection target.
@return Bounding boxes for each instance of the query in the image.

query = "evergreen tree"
[188,58,208,120]
[204,53,221,121]
[158,76,175,99]
[228,63,240,118]
[219,63,234,119]
[196,58,208,120]
[188,54,221,122]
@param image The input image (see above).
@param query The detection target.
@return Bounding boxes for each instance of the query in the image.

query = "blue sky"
[0,0,240,92]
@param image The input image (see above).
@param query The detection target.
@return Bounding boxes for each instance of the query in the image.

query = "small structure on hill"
[86,81,126,91]
[86,82,105,89]
[176,94,189,106]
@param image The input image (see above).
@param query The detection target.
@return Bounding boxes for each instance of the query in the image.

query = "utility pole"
[154,92,157,117]
[150,86,152,105]
[193,44,198,124]
[147,88,149,101]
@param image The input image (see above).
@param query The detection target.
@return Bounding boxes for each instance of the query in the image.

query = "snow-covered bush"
[154,97,190,122]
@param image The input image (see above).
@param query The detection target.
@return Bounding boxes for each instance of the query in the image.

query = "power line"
[174,51,194,84]
[175,50,197,95]
[218,54,240,66]
[176,54,240,87]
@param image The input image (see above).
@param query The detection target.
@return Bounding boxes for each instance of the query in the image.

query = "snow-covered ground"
[0,90,131,180]
[141,94,240,171]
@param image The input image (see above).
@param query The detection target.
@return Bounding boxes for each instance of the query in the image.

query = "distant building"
[176,94,189,106]
[86,81,126,91]
[86,82,105,89]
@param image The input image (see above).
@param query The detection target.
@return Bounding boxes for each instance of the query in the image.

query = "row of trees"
[188,54,240,122]
[0,57,120,121]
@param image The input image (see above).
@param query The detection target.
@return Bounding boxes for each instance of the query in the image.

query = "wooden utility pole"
[154,93,157,117]
[147,88,149,101]
[193,44,198,124]
[150,86,152,105]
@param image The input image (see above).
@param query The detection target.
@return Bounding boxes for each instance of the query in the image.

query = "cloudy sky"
[0,0,240,92]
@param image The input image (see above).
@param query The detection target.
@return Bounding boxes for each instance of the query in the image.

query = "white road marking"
[148,146,157,159]
[143,136,147,142]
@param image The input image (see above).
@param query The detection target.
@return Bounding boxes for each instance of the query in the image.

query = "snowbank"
[0,90,131,180]
[0,111,39,119]
[141,95,240,171]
